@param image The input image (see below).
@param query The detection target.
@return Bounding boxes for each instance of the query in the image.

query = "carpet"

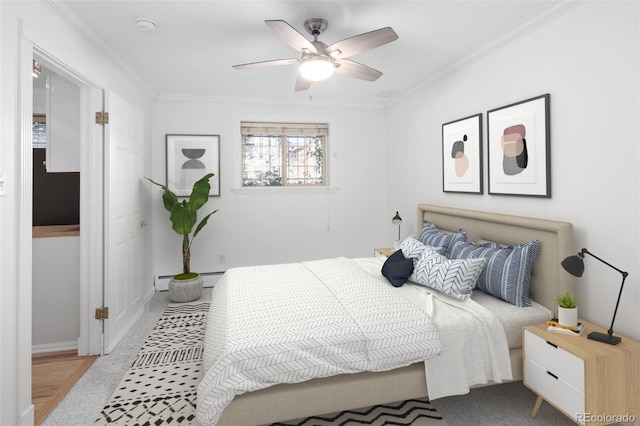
[96,300,446,426]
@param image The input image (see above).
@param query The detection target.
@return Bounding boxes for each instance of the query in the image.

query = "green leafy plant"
[145,173,218,279]
[555,292,579,308]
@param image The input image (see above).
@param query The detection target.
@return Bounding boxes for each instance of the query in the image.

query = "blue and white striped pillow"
[450,240,540,307]
[410,250,486,300]
[418,220,467,258]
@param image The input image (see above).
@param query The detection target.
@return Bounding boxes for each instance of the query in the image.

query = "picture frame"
[487,94,550,197]
[166,134,220,197]
[442,113,483,194]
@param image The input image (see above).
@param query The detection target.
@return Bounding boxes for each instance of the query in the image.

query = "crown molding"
[388,0,589,107]
[156,93,386,110]
[41,0,158,99]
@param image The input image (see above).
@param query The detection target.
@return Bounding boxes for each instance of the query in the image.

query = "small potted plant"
[555,292,579,327]
[146,173,218,302]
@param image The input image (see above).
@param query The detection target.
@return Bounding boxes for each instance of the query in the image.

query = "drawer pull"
[545,340,557,349]
[546,371,558,380]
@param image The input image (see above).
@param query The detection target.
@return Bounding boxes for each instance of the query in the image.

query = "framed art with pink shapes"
[442,113,483,194]
[487,94,550,197]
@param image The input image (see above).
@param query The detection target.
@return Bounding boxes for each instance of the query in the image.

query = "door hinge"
[95,307,109,320]
[95,111,109,125]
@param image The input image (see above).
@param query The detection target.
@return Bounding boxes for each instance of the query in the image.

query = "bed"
[197,204,575,426]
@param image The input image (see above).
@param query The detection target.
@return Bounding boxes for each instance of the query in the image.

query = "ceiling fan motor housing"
[304,18,328,38]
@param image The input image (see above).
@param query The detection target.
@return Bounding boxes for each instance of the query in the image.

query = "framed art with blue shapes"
[442,113,483,194]
[487,94,550,197]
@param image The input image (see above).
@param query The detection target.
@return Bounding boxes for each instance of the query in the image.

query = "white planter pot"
[557,306,578,327]
[168,274,203,303]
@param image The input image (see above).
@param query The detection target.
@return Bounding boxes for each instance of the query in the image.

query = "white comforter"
[356,257,513,399]
[196,257,444,426]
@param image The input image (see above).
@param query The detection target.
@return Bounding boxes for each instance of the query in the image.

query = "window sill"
[231,186,340,196]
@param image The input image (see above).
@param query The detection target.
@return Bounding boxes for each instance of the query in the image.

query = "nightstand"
[373,247,394,258]
[523,320,640,426]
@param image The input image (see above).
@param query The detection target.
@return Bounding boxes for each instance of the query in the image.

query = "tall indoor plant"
[146,173,218,302]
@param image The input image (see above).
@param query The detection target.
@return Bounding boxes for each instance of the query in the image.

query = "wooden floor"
[32,350,96,426]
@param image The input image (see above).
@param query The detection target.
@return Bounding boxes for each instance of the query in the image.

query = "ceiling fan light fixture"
[299,56,334,82]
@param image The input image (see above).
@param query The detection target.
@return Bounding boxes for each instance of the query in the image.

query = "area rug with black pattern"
[95,300,446,425]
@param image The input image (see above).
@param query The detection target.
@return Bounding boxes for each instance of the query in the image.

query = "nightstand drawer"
[525,358,585,422]
[524,330,584,391]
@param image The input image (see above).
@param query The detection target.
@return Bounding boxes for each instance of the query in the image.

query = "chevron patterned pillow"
[410,250,486,300]
[398,236,441,259]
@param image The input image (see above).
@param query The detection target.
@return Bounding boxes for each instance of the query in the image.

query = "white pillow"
[410,250,486,300]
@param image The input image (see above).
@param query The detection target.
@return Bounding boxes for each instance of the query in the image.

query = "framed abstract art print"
[166,134,220,197]
[442,113,483,194]
[487,94,550,197]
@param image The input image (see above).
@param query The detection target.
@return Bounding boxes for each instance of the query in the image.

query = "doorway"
[20,38,150,424]
[31,61,82,355]
[28,50,105,358]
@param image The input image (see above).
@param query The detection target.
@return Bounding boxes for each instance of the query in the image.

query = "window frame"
[240,121,328,188]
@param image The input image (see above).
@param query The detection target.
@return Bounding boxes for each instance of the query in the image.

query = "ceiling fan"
[232,18,399,92]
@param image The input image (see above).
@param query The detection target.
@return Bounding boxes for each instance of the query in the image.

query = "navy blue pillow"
[381,249,414,287]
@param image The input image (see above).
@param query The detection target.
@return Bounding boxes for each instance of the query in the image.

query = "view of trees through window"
[241,122,327,187]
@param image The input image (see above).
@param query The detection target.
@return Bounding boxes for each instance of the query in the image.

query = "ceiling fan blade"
[233,58,299,70]
[295,74,312,92]
[265,20,317,53]
[333,59,383,81]
[327,27,398,59]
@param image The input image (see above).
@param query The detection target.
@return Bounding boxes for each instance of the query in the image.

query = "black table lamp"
[391,211,402,241]
[561,248,628,345]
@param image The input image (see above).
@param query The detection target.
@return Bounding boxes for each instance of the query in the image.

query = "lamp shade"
[391,212,402,225]
[561,253,585,277]
[300,56,334,81]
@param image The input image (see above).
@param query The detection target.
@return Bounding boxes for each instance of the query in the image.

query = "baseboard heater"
[154,271,224,292]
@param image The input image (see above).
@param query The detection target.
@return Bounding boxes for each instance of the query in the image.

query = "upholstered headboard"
[417,204,575,314]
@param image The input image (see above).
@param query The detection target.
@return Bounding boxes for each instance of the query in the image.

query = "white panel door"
[103,90,146,354]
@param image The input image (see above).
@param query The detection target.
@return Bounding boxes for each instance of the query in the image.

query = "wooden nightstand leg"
[531,395,544,418]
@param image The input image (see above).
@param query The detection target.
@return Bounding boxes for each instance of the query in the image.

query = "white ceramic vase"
[557,306,578,327]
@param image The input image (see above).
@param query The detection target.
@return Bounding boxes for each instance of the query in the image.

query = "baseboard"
[154,271,223,291]
[17,403,34,426]
[32,340,78,354]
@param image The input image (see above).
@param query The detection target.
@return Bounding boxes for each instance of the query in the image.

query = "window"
[33,115,46,148]
[241,122,327,187]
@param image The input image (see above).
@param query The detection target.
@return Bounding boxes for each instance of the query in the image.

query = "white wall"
[32,236,80,352]
[0,2,155,424]
[151,100,390,277]
[386,1,639,340]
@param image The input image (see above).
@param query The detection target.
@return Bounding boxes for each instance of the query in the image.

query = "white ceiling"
[61,0,571,106]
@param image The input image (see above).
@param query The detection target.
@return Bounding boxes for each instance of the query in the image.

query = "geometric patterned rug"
[271,398,446,425]
[95,301,209,425]
[95,300,446,426]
